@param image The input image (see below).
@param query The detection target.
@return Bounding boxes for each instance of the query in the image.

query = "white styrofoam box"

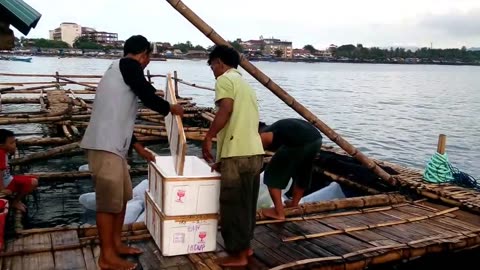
[148,155,221,216]
[145,191,218,256]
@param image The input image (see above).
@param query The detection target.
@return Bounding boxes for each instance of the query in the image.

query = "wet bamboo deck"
[2,198,480,270]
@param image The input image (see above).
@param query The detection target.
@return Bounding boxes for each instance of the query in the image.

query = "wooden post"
[437,134,447,154]
[147,70,152,84]
[174,70,179,97]
[165,0,396,186]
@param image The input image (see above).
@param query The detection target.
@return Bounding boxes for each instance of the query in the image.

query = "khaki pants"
[87,150,132,213]
[219,155,264,253]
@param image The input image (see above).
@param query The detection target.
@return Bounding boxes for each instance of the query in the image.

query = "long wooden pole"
[165,0,396,186]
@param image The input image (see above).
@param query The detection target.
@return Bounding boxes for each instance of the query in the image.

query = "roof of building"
[0,0,41,35]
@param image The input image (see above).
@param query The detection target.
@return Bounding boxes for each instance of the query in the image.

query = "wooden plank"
[3,238,23,270]
[164,73,186,175]
[22,233,55,270]
[82,245,96,270]
[51,230,85,270]
[138,240,193,269]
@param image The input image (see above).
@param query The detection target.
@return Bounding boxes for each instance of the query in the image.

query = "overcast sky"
[16,0,480,49]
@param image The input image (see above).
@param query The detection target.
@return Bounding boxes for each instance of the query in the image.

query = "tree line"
[303,44,480,62]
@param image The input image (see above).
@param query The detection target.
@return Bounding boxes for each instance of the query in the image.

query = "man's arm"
[202,76,235,164]
[205,98,234,140]
[119,58,171,116]
[202,98,233,164]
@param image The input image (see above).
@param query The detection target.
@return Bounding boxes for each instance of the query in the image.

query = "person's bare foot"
[216,254,248,267]
[98,252,137,270]
[262,208,285,220]
[12,201,26,213]
[116,244,143,255]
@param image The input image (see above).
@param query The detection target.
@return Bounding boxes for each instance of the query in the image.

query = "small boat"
[0,56,32,62]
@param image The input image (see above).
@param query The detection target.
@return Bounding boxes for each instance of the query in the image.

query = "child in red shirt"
[0,129,38,212]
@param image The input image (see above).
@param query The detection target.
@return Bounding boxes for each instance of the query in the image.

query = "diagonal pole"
[164,0,397,186]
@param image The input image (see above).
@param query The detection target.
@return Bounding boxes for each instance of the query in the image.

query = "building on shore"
[49,22,119,47]
[240,36,293,58]
[153,42,173,54]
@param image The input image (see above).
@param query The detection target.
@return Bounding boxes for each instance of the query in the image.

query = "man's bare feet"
[12,201,26,212]
[116,244,143,255]
[98,252,137,270]
[262,208,285,220]
[217,249,249,267]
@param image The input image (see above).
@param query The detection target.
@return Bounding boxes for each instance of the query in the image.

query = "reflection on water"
[1,57,479,227]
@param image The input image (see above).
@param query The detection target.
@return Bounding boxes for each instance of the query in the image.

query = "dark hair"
[207,45,240,68]
[123,35,152,56]
[0,129,14,144]
[258,121,268,132]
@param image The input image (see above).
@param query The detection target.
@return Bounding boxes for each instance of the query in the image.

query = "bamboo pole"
[17,137,71,146]
[0,115,68,125]
[9,142,80,165]
[0,97,40,104]
[0,72,101,78]
[57,77,96,89]
[282,207,459,242]
[256,194,406,220]
[173,70,180,97]
[165,0,396,186]
[256,203,407,225]
[33,168,148,180]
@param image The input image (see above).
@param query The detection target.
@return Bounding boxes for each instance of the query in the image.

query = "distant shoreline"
[2,52,480,66]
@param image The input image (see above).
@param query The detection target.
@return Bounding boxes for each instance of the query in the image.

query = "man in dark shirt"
[259,118,322,220]
[81,35,183,270]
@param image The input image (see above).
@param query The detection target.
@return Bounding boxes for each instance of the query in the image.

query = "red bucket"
[0,199,9,250]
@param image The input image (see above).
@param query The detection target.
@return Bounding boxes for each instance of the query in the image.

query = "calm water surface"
[0,56,479,227]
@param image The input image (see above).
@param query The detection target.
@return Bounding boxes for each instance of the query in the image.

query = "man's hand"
[202,136,214,164]
[210,162,220,173]
[134,143,155,162]
[0,189,12,197]
[170,104,184,117]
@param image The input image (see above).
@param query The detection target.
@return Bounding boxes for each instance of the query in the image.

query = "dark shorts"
[264,138,322,190]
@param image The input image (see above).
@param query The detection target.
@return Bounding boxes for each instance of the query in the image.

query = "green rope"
[423,152,454,183]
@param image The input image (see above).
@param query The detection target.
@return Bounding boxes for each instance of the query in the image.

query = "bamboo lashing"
[282,207,459,242]
[165,0,397,186]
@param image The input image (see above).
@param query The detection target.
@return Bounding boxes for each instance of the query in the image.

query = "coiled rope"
[423,152,479,191]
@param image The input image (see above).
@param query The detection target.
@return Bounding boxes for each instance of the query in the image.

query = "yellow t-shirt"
[214,69,264,161]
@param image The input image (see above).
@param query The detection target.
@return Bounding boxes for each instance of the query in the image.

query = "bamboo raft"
[1,194,480,270]
[1,71,480,269]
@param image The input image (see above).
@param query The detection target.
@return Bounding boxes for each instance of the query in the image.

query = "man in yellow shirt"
[202,45,264,267]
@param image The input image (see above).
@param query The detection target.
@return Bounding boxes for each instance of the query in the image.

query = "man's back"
[265,118,321,150]
[215,69,264,160]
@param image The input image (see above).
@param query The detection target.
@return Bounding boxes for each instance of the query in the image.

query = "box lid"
[164,73,187,175]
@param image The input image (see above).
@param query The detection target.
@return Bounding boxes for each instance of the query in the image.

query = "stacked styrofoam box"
[146,155,221,256]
